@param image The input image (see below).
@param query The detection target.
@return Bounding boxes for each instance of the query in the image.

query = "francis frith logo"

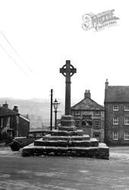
[82,9,119,31]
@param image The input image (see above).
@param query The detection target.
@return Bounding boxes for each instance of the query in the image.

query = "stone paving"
[0,146,129,189]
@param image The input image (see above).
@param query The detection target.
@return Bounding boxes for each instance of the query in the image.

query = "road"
[0,146,129,189]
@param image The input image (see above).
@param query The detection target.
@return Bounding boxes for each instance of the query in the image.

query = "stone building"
[104,79,129,145]
[71,90,104,142]
[18,114,30,137]
[0,103,30,142]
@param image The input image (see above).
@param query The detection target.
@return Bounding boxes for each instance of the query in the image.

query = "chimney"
[84,90,91,99]
[105,79,109,89]
[3,101,8,109]
[13,106,19,113]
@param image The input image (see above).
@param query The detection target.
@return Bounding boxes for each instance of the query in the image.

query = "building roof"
[105,86,129,103]
[0,106,19,117]
[19,115,30,122]
[71,98,104,111]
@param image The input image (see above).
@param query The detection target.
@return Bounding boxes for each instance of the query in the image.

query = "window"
[124,117,129,125]
[74,111,80,116]
[113,132,118,140]
[94,120,101,129]
[93,132,100,140]
[82,121,86,126]
[113,105,119,111]
[75,120,80,127]
[124,105,129,111]
[113,117,119,125]
[124,132,129,140]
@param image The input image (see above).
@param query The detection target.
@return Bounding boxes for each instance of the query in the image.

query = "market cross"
[60,60,76,115]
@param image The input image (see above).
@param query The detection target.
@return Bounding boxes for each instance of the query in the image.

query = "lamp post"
[50,89,53,131]
[53,99,59,130]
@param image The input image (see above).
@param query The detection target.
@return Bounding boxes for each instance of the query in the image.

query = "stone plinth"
[58,115,76,131]
[60,115,75,127]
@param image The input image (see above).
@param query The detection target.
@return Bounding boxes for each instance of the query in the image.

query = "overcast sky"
[0,0,128,106]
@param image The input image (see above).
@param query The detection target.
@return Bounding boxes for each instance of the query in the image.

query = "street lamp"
[53,99,59,129]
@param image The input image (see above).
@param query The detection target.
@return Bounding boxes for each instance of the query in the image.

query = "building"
[18,115,30,137]
[71,90,104,142]
[104,79,129,145]
[0,103,30,142]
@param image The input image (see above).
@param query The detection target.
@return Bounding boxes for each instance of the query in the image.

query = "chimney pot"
[13,106,19,113]
[84,90,91,99]
[3,102,8,109]
[105,79,109,89]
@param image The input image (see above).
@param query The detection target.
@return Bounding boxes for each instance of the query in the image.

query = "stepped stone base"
[22,141,109,159]
[22,115,109,159]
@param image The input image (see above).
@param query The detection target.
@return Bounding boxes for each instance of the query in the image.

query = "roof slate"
[71,98,104,111]
[105,86,129,102]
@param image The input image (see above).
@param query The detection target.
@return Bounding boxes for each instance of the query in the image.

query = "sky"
[0,0,128,106]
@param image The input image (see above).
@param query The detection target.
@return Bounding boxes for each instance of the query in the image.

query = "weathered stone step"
[22,143,109,159]
[50,130,85,136]
[34,139,98,147]
[42,135,90,141]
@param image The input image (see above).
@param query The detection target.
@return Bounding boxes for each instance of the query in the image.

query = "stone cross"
[60,60,76,115]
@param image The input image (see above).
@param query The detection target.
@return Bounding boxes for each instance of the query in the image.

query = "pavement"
[0,146,129,189]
